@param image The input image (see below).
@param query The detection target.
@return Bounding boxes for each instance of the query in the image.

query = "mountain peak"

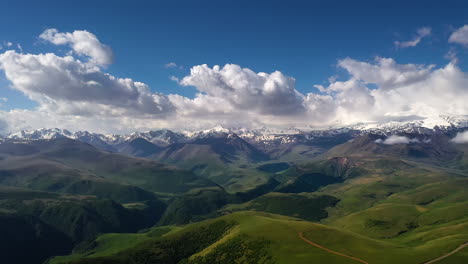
[4,114,468,148]
[8,128,72,140]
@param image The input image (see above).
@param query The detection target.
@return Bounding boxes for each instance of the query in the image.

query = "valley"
[1,123,468,263]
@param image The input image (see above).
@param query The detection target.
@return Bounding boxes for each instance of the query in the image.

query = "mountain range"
[2,116,468,263]
[6,115,468,149]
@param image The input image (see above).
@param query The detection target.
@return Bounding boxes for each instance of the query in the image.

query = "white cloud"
[375,135,419,145]
[165,62,182,69]
[315,57,468,127]
[445,48,459,64]
[449,25,468,46]
[0,42,21,53]
[165,62,177,68]
[180,64,305,116]
[39,28,114,65]
[335,57,434,90]
[170,75,180,82]
[3,29,468,133]
[0,50,174,117]
[451,131,468,143]
[0,41,11,50]
[395,27,431,48]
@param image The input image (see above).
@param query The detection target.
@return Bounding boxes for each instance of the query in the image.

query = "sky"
[1,0,468,133]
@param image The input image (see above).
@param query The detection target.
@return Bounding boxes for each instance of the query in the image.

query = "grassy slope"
[158,153,468,263]
[437,246,468,264]
[0,139,218,198]
[152,143,273,193]
[305,155,468,263]
[0,156,159,203]
[49,226,180,263]
[6,137,468,263]
[41,143,216,194]
[48,211,468,264]
[220,192,339,221]
[0,187,166,264]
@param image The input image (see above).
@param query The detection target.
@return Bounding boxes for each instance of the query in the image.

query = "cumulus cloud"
[39,28,114,65]
[3,28,468,133]
[180,64,306,116]
[335,57,434,90]
[451,131,468,143]
[395,27,431,48]
[449,25,468,46]
[0,50,174,117]
[322,58,468,125]
[375,135,419,145]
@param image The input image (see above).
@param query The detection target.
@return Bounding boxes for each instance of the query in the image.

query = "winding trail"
[422,242,468,264]
[298,230,369,264]
[298,230,468,264]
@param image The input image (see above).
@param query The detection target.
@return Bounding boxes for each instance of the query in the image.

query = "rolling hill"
[0,187,166,264]
[0,138,219,197]
[48,211,468,264]
[2,126,468,263]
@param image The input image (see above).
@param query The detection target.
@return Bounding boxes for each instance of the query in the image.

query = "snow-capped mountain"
[125,129,189,147]
[7,128,73,140]
[3,115,468,150]
[348,115,468,135]
[186,125,237,140]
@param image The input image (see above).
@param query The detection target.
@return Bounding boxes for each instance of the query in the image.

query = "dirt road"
[298,231,369,264]
[422,242,468,264]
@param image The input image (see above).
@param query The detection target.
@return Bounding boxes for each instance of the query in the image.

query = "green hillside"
[48,211,468,264]
[0,139,218,198]
[3,136,468,263]
[0,187,166,264]
[152,140,273,193]
[221,192,339,221]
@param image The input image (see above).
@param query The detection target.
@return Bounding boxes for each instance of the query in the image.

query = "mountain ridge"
[6,114,468,143]
[4,116,468,159]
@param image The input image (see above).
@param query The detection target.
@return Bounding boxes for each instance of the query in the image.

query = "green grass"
[48,226,179,263]
[437,245,468,264]
[46,211,468,264]
[5,138,468,263]
[0,187,168,264]
[221,192,339,221]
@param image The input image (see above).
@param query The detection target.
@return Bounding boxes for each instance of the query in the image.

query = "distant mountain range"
[3,115,468,153]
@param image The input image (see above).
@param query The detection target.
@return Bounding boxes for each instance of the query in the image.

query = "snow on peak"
[7,128,72,140]
[3,115,468,146]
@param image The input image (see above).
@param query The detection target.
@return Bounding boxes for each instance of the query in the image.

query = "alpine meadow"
[1,1,468,263]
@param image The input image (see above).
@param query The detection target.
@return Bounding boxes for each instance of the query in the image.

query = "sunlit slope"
[48,211,467,264]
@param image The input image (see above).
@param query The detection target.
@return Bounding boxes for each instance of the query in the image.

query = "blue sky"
[1,0,467,109]
[1,0,468,133]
